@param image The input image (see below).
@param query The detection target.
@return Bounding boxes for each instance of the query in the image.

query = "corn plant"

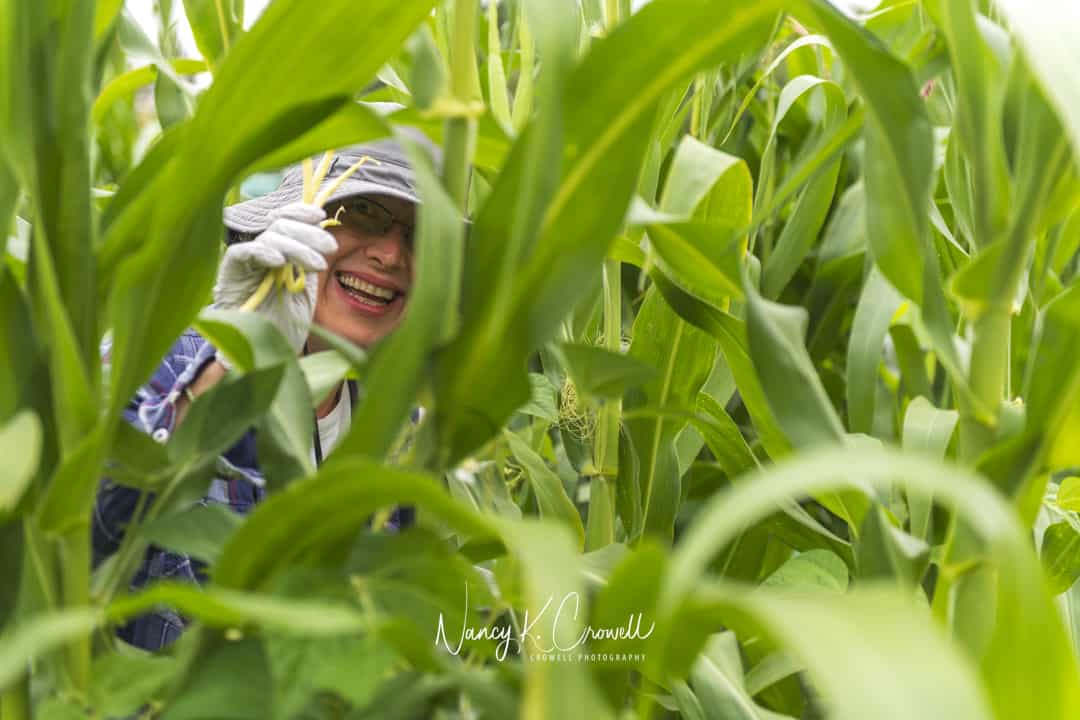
[2,0,1080,718]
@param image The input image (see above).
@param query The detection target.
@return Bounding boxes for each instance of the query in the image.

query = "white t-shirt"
[312,383,351,465]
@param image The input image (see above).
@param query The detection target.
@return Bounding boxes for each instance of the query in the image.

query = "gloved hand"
[212,202,337,365]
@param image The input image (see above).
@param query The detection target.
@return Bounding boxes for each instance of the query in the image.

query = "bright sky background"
[126,0,882,57]
[127,0,271,55]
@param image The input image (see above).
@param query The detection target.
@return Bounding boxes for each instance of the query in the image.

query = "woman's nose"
[365,225,409,269]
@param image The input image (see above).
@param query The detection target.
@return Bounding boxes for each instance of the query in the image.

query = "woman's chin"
[338,317,399,349]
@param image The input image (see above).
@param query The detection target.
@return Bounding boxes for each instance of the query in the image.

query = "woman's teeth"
[336,273,397,305]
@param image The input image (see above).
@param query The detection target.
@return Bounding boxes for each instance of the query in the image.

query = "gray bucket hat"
[223,127,440,238]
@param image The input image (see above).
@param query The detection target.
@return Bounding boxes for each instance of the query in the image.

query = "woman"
[93,131,436,650]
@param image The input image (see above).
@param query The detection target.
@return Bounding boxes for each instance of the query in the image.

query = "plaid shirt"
[93,329,413,651]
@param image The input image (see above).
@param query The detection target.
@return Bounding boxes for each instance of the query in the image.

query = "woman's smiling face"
[311,194,415,349]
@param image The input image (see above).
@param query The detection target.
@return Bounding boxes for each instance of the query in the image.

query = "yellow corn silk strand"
[238,151,379,312]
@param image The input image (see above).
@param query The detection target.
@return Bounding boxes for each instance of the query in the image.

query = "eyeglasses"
[330,196,415,245]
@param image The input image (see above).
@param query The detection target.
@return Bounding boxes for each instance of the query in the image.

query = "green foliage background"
[2,0,1080,718]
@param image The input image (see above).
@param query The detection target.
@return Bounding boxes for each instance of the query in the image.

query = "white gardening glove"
[212,202,337,366]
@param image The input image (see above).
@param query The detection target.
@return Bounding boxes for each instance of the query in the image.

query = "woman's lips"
[333,272,402,317]
[342,269,405,295]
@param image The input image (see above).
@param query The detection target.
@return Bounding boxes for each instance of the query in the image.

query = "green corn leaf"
[409,23,446,111]
[901,397,959,460]
[27,218,97,453]
[299,349,354,410]
[38,425,108,535]
[306,323,370,375]
[503,429,585,550]
[688,631,792,720]
[856,504,931,589]
[214,457,499,591]
[659,135,750,219]
[92,60,207,125]
[744,652,803,699]
[196,310,315,486]
[154,68,194,130]
[520,372,560,423]
[116,10,196,91]
[622,402,758,483]
[97,123,186,255]
[889,325,932,400]
[695,393,758,478]
[995,0,1080,158]
[1,0,101,480]
[348,672,459,720]
[948,241,1011,321]
[1041,521,1080,596]
[264,631,400,718]
[924,0,1010,249]
[1051,206,1080,276]
[182,0,243,71]
[806,253,866,367]
[1000,63,1075,299]
[642,135,752,308]
[846,268,904,435]
[89,650,179,718]
[0,410,41,515]
[802,0,933,304]
[140,502,244,565]
[1025,282,1080,473]
[0,609,102,692]
[721,33,833,144]
[744,283,845,449]
[688,583,993,720]
[1063,579,1080,673]
[485,0,512,130]
[750,106,865,244]
[752,74,837,229]
[7,0,99,371]
[0,521,22,628]
[346,529,496,667]
[760,77,845,299]
[493,518,616,720]
[761,549,848,593]
[625,287,717,542]
[431,0,580,465]
[1057,477,1080,513]
[651,273,790,459]
[670,680,708,720]
[646,222,745,307]
[608,235,648,267]
[659,445,1080,719]
[155,634,273,720]
[555,342,658,400]
[241,102,390,177]
[108,583,368,636]
[166,364,285,467]
[434,0,782,466]
[389,105,511,172]
[0,157,17,260]
[510,8,535,132]
[588,540,664,688]
[901,396,958,541]
[93,0,124,41]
